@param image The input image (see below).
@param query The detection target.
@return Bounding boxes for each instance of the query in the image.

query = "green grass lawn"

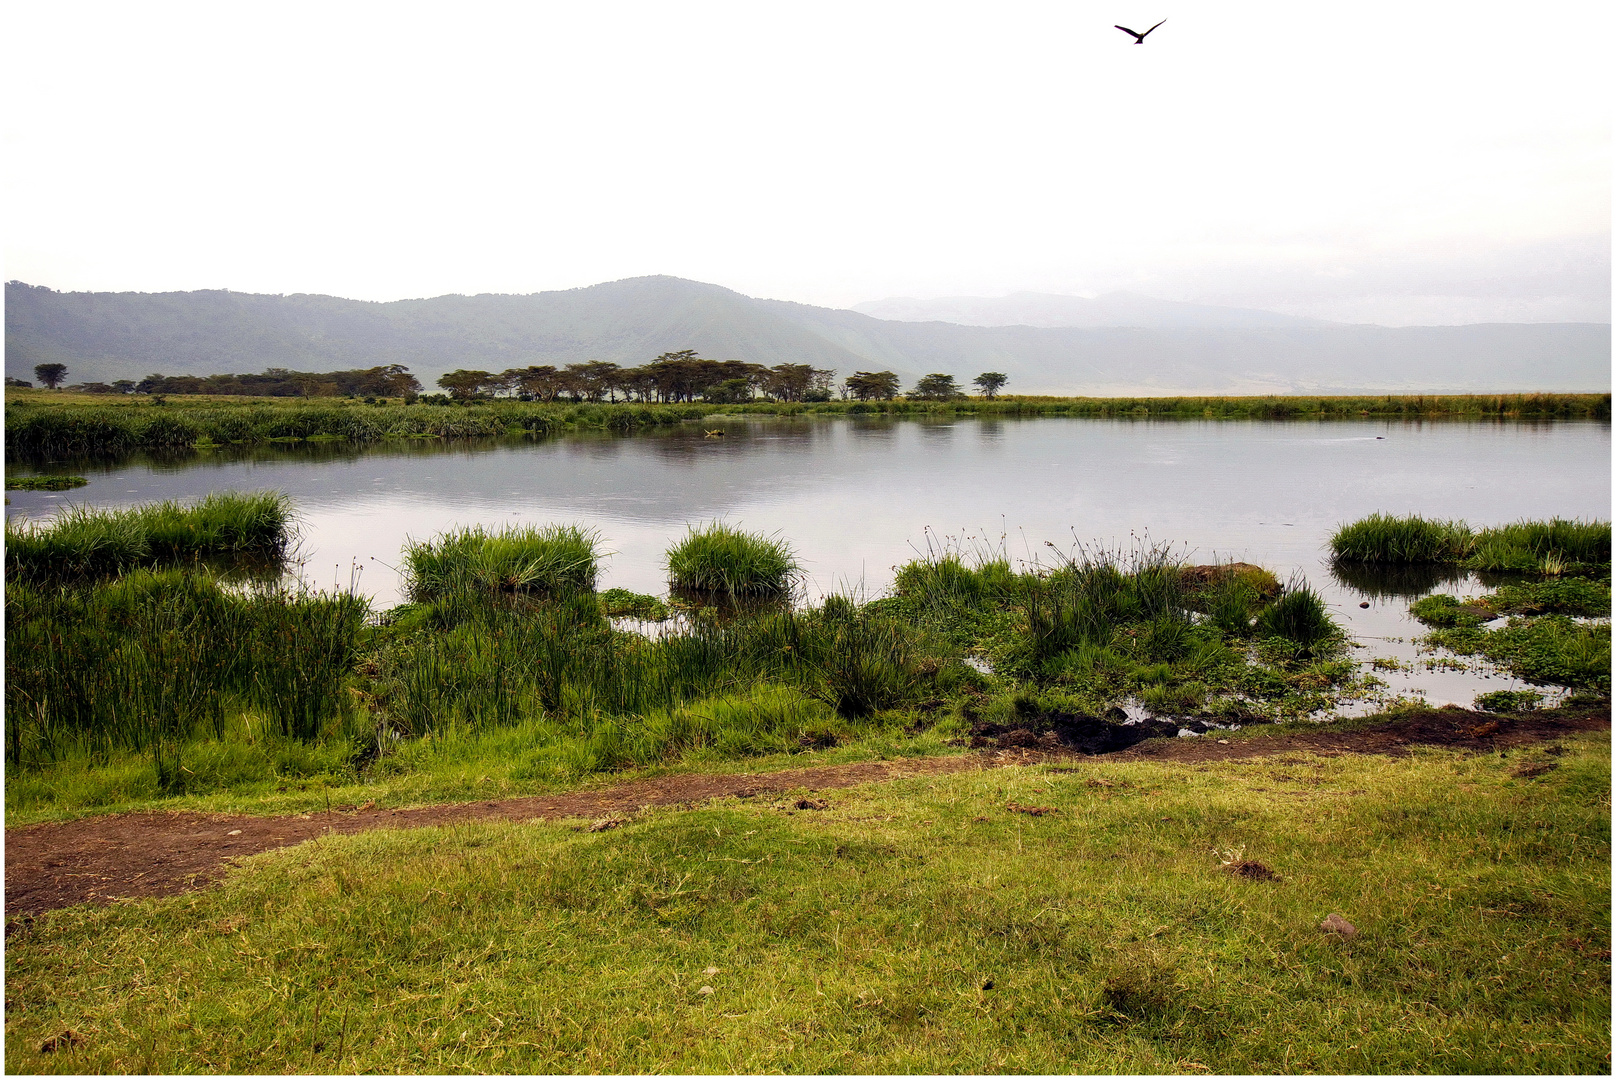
[8,731,1608,1073]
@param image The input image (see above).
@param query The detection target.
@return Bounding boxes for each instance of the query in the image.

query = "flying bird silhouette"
[1115,18,1165,43]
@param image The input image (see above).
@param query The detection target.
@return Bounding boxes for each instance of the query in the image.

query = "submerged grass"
[4,491,293,581]
[6,733,1608,1073]
[666,523,802,600]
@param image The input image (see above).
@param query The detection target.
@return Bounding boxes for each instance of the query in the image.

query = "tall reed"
[5,570,365,764]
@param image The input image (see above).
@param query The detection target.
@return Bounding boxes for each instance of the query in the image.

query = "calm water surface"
[9,417,1610,709]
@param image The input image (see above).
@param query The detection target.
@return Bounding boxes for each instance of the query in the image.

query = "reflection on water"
[1326,561,1471,600]
[7,416,1610,709]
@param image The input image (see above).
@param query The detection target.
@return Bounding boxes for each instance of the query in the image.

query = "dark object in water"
[970,711,1178,753]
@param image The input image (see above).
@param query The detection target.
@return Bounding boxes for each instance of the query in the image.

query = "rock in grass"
[1320,913,1358,939]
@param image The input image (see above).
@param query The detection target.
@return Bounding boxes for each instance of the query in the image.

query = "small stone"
[226,829,242,836]
[698,986,714,995]
[1320,913,1358,939]
[703,965,720,975]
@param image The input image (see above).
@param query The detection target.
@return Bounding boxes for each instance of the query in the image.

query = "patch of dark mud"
[1225,859,1280,881]
[969,712,1180,754]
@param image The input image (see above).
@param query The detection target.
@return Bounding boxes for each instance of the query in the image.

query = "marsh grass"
[4,491,293,581]
[1329,512,1475,564]
[1253,577,1340,655]
[1332,513,1611,575]
[4,569,366,764]
[5,474,87,491]
[6,733,1607,1073]
[403,523,601,609]
[666,523,802,600]
[8,392,1609,460]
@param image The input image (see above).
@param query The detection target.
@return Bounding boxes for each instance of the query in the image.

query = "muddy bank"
[6,704,1607,922]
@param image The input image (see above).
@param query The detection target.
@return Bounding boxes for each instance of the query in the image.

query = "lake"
[8,416,1610,709]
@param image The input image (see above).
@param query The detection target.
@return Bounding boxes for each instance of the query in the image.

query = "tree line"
[14,357,1010,403]
[439,353,1009,403]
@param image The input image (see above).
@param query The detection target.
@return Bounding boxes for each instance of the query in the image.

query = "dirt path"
[7,705,1606,921]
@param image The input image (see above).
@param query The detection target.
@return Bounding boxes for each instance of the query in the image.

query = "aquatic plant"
[403,523,601,607]
[1253,577,1340,654]
[665,523,801,600]
[600,588,671,621]
[1332,513,1610,575]
[1467,518,1611,573]
[1330,513,1474,564]
[4,491,293,582]
[4,569,366,764]
[6,475,87,491]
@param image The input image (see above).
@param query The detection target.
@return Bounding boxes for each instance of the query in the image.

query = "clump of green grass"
[600,588,671,621]
[1468,518,1612,573]
[1333,513,1610,576]
[4,491,292,581]
[1330,513,1474,564]
[1253,577,1340,654]
[6,474,88,491]
[403,523,601,606]
[665,523,801,600]
[1474,689,1545,712]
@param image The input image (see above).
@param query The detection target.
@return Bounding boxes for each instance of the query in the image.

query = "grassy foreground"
[6,730,1609,1073]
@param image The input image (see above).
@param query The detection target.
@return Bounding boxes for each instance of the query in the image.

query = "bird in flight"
[1115,18,1166,43]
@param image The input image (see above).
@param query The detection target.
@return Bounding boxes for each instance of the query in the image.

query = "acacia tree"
[438,369,495,399]
[843,370,901,401]
[973,372,1008,399]
[908,373,963,400]
[33,363,67,389]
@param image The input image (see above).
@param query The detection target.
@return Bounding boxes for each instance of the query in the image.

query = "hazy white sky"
[5,0,1610,323]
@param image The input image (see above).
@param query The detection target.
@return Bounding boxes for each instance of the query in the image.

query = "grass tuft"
[4,491,292,581]
[666,523,801,600]
[403,523,601,607]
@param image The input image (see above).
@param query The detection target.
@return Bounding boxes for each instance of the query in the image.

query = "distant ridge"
[6,277,1610,395]
[850,291,1333,330]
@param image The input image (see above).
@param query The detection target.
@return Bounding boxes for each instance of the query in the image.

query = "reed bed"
[1331,513,1611,573]
[5,570,366,765]
[403,523,602,608]
[9,393,1607,459]
[665,523,802,600]
[4,491,294,581]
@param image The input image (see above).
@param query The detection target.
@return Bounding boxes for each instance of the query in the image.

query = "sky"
[4,0,1610,324]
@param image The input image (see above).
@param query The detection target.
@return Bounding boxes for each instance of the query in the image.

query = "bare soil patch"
[7,704,1606,922]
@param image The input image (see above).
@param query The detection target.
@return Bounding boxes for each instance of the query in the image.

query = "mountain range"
[6,276,1609,395]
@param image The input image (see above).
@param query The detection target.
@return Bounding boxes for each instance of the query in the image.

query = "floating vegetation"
[600,588,672,621]
[6,474,87,491]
